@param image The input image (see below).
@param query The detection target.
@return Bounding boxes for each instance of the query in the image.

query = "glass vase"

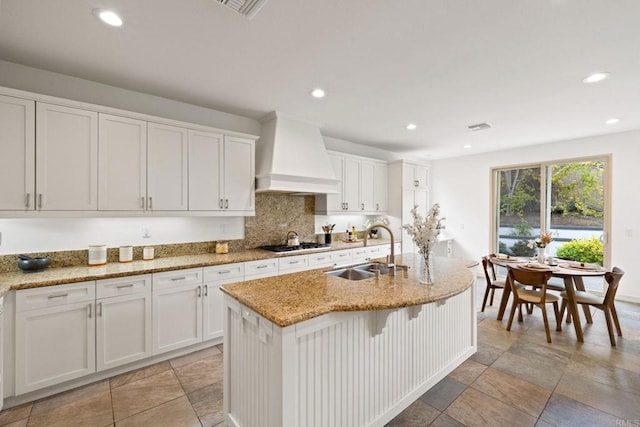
[536,246,546,264]
[419,252,434,285]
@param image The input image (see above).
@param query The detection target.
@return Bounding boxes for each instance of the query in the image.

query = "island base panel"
[223,285,476,427]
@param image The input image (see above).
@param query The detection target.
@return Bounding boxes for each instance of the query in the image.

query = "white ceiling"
[1,0,639,159]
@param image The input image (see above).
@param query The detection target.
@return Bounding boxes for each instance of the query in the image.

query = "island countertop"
[221,253,475,327]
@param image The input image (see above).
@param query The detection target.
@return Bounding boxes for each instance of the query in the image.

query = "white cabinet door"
[224,136,255,212]
[0,95,35,210]
[98,114,147,211]
[35,103,98,210]
[323,154,345,212]
[360,161,375,212]
[96,275,152,371]
[402,164,429,189]
[15,301,95,394]
[152,269,203,354]
[414,166,429,189]
[147,122,188,211]
[343,157,360,212]
[373,163,388,212]
[203,263,244,341]
[188,130,223,211]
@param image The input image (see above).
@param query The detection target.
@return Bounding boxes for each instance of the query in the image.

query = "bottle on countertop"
[352,226,356,241]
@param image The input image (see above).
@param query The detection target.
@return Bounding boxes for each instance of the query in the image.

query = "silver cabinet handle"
[98,302,103,317]
[376,203,379,210]
[197,285,202,297]
[48,293,68,299]
[148,196,153,210]
[219,199,223,209]
[117,284,134,289]
[141,197,145,209]
[88,303,92,318]
[414,180,419,187]
[361,203,364,210]
[25,193,31,209]
[289,260,299,264]
[171,276,187,281]
[225,199,229,209]
[218,270,231,274]
[204,284,208,296]
[345,202,349,210]
[38,193,43,209]
[256,265,268,269]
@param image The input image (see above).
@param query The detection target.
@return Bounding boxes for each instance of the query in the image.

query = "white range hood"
[255,112,340,194]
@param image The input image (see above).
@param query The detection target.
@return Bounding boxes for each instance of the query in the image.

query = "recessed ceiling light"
[463,144,472,149]
[93,9,123,27]
[605,118,620,125]
[406,123,417,130]
[311,88,325,98]
[583,72,610,84]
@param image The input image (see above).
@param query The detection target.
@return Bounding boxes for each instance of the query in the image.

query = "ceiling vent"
[468,122,492,131]
[217,0,269,19]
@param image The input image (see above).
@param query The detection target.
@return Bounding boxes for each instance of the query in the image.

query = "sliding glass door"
[494,157,610,285]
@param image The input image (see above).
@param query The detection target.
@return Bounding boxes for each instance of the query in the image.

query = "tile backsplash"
[0,194,318,272]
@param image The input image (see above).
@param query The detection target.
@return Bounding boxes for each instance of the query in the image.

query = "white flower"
[402,203,445,256]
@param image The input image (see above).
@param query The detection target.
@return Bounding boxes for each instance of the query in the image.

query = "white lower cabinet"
[96,275,152,371]
[203,263,244,341]
[152,268,203,355]
[15,282,96,395]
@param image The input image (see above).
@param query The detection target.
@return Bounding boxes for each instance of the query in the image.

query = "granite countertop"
[0,239,393,297]
[221,253,475,327]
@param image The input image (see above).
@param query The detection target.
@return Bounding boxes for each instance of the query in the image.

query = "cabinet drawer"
[97,274,151,299]
[366,245,387,258]
[152,268,202,291]
[331,249,352,266]
[16,281,96,312]
[278,255,309,273]
[244,259,278,278]
[352,247,368,259]
[308,252,334,267]
[204,263,244,283]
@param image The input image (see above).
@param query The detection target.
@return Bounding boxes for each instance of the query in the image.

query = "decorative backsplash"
[0,194,319,273]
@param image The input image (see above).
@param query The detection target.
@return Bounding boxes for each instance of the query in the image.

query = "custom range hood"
[255,112,340,194]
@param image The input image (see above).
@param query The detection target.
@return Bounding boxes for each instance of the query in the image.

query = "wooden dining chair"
[481,256,506,312]
[506,267,561,343]
[559,267,624,346]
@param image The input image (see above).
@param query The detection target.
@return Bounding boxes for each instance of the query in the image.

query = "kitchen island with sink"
[221,253,476,427]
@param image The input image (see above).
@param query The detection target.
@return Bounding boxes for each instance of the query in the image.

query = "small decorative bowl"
[17,256,51,273]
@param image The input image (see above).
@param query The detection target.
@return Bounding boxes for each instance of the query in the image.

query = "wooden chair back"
[603,267,624,307]
[507,267,553,301]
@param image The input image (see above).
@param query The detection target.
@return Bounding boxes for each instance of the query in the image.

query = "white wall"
[0,217,244,255]
[430,130,639,301]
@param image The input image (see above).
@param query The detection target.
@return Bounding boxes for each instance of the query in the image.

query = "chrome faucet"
[364,223,395,274]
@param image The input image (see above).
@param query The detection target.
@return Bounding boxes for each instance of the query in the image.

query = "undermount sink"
[354,262,391,275]
[326,263,390,281]
[326,268,376,281]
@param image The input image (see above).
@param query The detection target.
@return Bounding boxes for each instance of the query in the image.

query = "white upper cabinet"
[98,114,147,211]
[188,133,255,213]
[316,152,388,214]
[147,122,189,211]
[373,163,388,212]
[188,130,223,211]
[36,103,98,210]
[0,95,35,210]
[223,136,255,212]
[402,163,429,189]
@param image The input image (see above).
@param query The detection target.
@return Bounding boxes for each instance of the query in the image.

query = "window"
[492,156,610,290]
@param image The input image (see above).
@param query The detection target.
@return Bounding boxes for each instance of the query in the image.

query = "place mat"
[520,263,557,272]
[490,255,527,263]
[561,263,604,272]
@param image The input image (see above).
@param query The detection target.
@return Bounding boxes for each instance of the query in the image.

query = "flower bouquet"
[402,203,445,284]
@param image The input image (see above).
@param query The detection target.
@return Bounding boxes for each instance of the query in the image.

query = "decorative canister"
[88,245,107,266]
[119,246,133,263]
[215,242,229,254]
[143,246,155,260]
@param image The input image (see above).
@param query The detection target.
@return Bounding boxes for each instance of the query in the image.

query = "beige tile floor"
[1,277,639,426]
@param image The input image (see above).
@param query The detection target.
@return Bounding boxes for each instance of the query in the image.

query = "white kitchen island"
[221,254,476,427]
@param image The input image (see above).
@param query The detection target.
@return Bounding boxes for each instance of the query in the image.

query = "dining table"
[490,255,607,342]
